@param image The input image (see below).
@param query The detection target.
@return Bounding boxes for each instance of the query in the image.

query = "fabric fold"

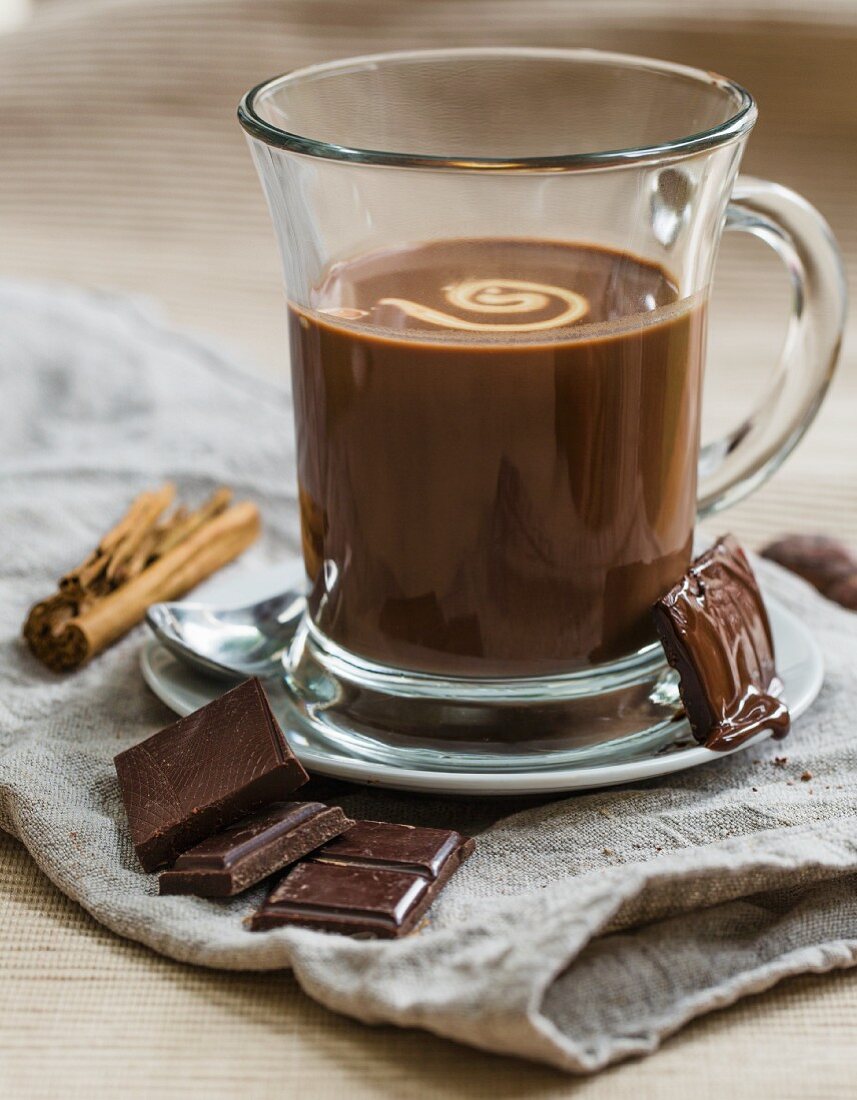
[282,825,857,1071]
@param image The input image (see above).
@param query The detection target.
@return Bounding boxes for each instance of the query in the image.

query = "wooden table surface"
[1,1,856,1095]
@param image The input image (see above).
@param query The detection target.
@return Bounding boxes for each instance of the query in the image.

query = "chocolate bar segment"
[250,862,431,937]
[316,820,473,877]
[115,677,308,871]
[653,535,790,751]
[249,821,474,937]
[159,802,353,897]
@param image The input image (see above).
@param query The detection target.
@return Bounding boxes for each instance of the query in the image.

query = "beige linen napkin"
[1,282,856,1073]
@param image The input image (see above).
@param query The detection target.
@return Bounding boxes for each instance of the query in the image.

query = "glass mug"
[239,48,845,769]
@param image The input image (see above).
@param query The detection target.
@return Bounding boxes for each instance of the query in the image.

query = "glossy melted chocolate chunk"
[115,678,308,871]
[761,534,857,608]
[159,802,353,897]
[249,821,475,937]
[653,535,790,751]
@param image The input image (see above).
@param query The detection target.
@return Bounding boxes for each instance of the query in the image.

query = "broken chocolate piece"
[248,821,474,937]
[653,535,790,751]
[826,573,857,611]
[159,802,353,897]
[115,677,308,871]
[315,820,473,877]
[760,534,854,595]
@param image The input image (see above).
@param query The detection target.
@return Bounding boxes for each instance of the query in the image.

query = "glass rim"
[237,46,757,172]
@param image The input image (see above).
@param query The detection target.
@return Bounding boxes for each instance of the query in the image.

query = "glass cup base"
[282,619,686,772]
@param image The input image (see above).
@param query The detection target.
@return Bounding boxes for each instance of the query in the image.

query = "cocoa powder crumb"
[801,770,813,782]
[773,756,788,767]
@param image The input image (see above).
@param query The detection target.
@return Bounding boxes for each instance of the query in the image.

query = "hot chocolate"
[289,238,706,677]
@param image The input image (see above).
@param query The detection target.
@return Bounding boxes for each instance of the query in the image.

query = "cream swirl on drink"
[375,278,589,333]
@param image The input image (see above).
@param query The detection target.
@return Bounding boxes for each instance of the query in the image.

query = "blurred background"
[1,0,854,547]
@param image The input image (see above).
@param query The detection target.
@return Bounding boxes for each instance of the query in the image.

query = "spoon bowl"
[145,587,305,680]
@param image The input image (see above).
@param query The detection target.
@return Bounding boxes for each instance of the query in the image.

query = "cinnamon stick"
[24,485,261,671]
[105,483,177,583]
[155,488,232,556]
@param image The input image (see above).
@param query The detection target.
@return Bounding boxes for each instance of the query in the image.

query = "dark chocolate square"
[115,677,307,871]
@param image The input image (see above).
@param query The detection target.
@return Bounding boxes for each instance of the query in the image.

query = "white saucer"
[139,565,823,796]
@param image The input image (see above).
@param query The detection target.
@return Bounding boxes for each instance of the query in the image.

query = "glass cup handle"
[697,176,847,520]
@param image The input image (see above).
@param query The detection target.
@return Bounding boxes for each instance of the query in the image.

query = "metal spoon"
[145,588,305,680]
